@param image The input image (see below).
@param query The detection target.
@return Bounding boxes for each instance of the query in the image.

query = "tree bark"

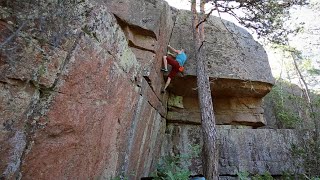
[191,1,218,179]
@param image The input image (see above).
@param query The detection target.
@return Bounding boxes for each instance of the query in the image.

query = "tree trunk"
[191,1,218,179]
[291,52,320,170]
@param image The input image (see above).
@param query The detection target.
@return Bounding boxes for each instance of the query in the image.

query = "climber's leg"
[161,77,171,93]
[161,56,168,71]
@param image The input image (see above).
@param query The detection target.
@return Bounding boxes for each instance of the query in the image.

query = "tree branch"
[196,8,216,29]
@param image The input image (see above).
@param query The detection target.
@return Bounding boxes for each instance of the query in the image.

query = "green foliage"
[111,176,129,180]
[237,171,273,180]
[152,155,191,180]
[269,84,303,128]
[282,173,320,180]
[189,144,201,158]
[252,172,273,180]
[267,77,320,130]
[280,172,307,180]
[290,138,320,177]
[307,68,320,76]
[290,143,305,157]
[313,95,320,108]
[238,171,250,180]
[276,110,301,128]
[211,0,308,43]
[152,144,201,180]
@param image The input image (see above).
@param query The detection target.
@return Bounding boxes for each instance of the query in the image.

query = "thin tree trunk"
[292,55,312,108]
[200,0,205,40]
[191,1,218,179]
[291,53,319,138]
[291,53,320,172]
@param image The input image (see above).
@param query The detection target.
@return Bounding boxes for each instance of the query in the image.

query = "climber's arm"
[168,45,181,54]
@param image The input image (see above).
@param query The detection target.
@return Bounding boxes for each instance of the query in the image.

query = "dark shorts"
[167,55,180,79]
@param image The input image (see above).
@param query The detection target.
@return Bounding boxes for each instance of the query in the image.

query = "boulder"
[166,10,274,127]
[169,10,274,84]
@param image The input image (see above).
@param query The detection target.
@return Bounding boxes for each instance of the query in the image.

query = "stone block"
[163,125,310,177]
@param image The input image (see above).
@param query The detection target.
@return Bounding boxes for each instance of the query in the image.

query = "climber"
[161,44,187,93]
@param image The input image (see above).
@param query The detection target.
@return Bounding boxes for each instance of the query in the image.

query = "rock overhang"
[169,76,273,98]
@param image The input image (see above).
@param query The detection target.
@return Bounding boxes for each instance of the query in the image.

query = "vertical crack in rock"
[16,33,83,177]
[50,32,83,90]
[168,9,179,45]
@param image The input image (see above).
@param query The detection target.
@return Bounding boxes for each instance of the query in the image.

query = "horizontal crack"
[167,119,201,125]
[128,40,155,53]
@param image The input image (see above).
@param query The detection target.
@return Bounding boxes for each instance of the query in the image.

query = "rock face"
[1,0,314,179]
[0,1,171,179]
[163,126,310,176]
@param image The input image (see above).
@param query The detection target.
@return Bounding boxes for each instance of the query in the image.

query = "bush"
[152,144,201,180]
[268,84,304,128]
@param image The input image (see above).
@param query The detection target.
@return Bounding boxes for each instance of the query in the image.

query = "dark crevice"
[49,32,83,90]
[143,76,153,90]
[38,86,55,99]
[114,15,157,40]
[146,99,165,119]
[128,40,155,53]
[229,121,265,128]
[140,76,165,117]
[167,119,201,125]
[219,175,238,177]
[141,76,166,110]
[168,9,179,44]
[0,77,30,86]
[107,50,116,60]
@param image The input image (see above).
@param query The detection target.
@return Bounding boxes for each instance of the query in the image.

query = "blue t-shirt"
[176,52,187,66]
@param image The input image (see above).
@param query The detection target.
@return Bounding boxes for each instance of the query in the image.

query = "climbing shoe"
[161,88,166,93]
[161,68,168,72]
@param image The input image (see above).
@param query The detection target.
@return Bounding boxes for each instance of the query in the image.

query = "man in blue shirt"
[161,45,187,93]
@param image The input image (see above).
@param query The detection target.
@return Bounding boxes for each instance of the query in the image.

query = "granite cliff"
[0,0,315,179]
